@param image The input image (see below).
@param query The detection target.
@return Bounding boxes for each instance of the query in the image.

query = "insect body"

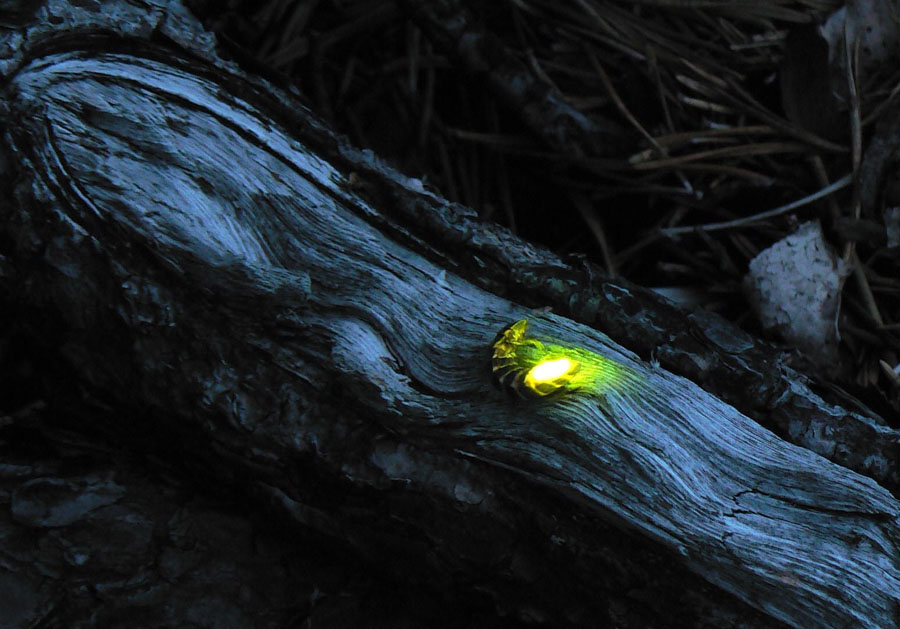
[491,319,581,397]
[491,318,631,399]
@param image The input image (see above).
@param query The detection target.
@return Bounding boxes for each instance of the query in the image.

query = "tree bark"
[1,2,898,628]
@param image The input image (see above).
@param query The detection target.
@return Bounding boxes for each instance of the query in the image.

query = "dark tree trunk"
[1,2,898,628]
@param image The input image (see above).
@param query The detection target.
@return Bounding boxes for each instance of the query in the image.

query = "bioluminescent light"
[491,319,627,398]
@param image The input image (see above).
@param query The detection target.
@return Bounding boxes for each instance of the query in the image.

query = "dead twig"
[660,173,852,236]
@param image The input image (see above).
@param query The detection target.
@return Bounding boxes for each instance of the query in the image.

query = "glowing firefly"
[491,319,626,398]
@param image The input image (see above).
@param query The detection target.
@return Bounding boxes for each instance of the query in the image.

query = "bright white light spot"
[527,358,575,384]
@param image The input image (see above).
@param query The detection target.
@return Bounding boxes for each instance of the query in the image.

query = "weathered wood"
[1,2,899,627]
[0,409,376,628]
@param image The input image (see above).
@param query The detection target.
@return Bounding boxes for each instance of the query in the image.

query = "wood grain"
[1,2,898,627]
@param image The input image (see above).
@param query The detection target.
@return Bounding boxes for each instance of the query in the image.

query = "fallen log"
[1,1,898,627]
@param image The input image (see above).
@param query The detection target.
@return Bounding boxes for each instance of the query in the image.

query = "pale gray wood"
[1,1,898,627]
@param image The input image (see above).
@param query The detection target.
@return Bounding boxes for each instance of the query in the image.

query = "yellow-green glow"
[524,358,578,395]
[492,318,630,397]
